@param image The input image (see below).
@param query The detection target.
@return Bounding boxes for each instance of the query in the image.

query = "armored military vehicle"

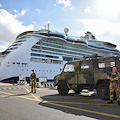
[54,54,120,100]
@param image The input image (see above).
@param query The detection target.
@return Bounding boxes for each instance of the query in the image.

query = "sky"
[0,0,120,51]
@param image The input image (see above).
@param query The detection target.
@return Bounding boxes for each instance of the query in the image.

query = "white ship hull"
[0,36,65,82]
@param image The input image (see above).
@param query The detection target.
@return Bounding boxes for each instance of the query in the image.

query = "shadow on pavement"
[37,94,119,120]
[5,93,30,98]
[38,93,104,115]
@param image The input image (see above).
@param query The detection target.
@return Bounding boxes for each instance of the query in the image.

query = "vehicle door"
[78,60,94,84]
[61,63,76,84]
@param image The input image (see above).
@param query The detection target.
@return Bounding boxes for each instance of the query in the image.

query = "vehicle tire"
[57,81,69,95]
[97,83,110,100]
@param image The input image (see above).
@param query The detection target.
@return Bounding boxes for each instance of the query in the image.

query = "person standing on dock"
[107,66,120,105]
[30,69,37,93]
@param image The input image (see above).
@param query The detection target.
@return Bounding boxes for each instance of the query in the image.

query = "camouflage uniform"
[108,72,120,101]
[30,72,37,93]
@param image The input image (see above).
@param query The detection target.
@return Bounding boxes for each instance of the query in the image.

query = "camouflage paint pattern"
[54,56,120,91]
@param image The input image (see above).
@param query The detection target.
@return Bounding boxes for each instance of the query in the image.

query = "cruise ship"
[0,25,120,83]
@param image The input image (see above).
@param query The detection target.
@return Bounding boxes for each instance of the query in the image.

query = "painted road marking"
[0,90,36,101]
[25,88,43,102]
[0,86,29,91]
[49,101,117,106]
[47,101,120,119]
[0,89,120,119]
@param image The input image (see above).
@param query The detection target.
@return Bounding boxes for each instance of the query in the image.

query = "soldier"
[107,66,120,105]
[30,69,37,93]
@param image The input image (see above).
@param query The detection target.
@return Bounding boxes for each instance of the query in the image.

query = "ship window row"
[11,43,22,47]
[7,47,18,51]
[7,62,28,67]
[42,43,94,55]
[63,57,73,62]
[42,43,116,56]
[40,40,93,54]
[34,43,92,56]
[14,40,26,43]
[32,47,106,61]
[17,36,30,40]
[21,69,59,73]
[41,40,102,55]
[16,34,31,39]
[42,48,84,57]
[37,32,65,39]
[31,53,59,59]
[63,57,80,62]
[30,57,62,64]
[42,46,92,56]
[88,44,119,53]
[41,39,119,53]
[38,50,82,61]
[32,45,40,49]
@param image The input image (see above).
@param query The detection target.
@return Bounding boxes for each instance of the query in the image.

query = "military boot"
[118,101,120,105]
[107,100,113,104]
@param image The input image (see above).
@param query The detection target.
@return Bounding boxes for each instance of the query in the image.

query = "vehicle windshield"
[64,64,75,72]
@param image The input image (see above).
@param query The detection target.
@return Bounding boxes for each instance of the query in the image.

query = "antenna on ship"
[64,27,69,39]
[47,21,50,37]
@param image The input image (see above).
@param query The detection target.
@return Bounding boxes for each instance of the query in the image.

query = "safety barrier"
[44,83,55,88]
[36,82,55,88]
[17,80,27,85]
[17,76,27,85]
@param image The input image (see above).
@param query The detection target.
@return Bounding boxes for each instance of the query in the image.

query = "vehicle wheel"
[97,83,109,100]
[57,81,69,95]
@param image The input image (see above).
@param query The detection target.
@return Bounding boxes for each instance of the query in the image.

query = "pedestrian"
[30,69,37,93]
[107,66,120,105]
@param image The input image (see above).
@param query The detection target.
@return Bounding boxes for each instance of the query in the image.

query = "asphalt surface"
[0,83,120,120]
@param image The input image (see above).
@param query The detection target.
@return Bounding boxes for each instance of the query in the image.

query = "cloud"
[14,10,18,13]
[54,4,57,7]
[14,9,27,18]
[36,9,41,14]
[95,0,120,18]
[78,19,120,36]
[0,9,34,51]
[84,6,91,13]
[57,0,71,8]
[0,4,2,7]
